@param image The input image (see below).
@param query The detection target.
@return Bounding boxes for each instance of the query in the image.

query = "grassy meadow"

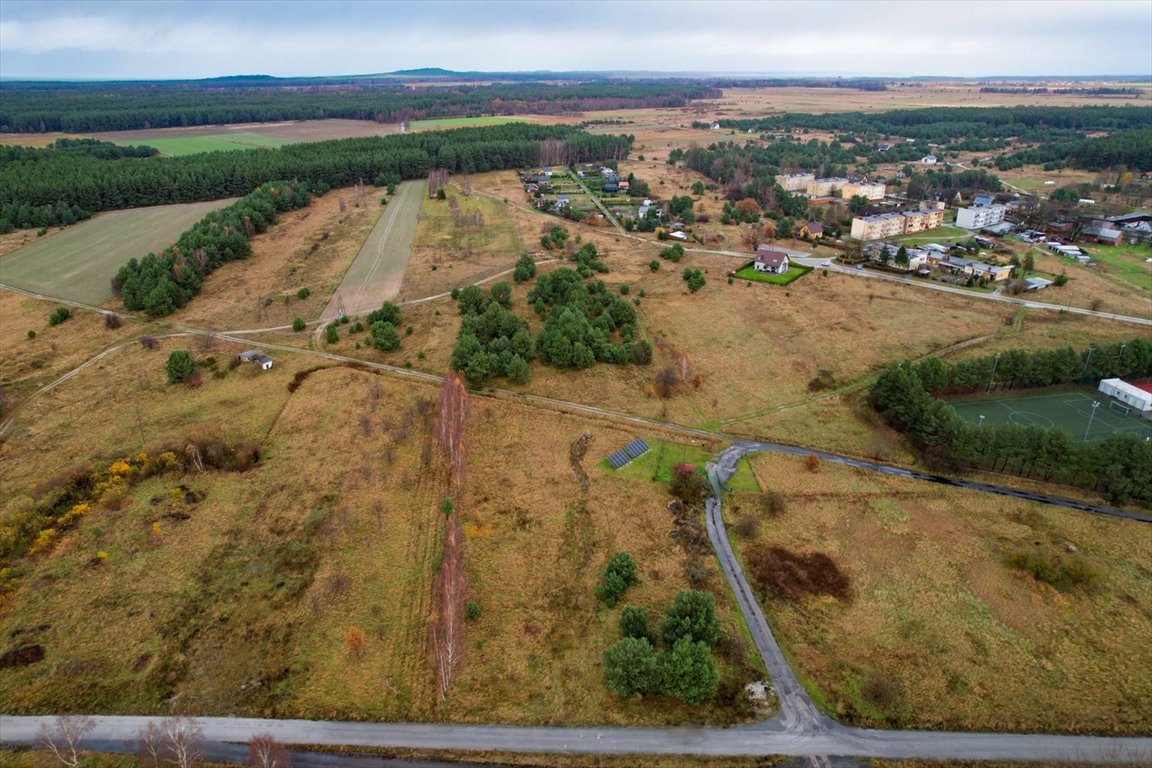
[0,346,761,725]
[733,452,1152,735]
[0,200,234,305]
[118,133,296,156]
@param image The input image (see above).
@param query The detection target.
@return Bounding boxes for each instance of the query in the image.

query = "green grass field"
[413,186,523,254]
[1077,242,1152,292]
[890,225,969,244]
[118,133,296,156]
[949,387,1152,443]
[602,439,760,493]
[324,180,423,318]
[0,199,235,304]
[733,263,812,286]
[407,116,527,130]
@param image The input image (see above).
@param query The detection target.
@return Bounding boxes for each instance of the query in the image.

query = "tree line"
[710,105,1152,144]
[114,180,314,317]
[869,340,1152,506]
[992,128,1152,172]
[0,124,632,230]
[0,81,718,133]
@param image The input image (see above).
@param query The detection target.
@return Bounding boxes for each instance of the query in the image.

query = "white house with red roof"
[754,246,790,274]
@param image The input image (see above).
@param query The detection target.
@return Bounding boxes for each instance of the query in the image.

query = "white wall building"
[775,173,815,192]
[1098,379,1152,415]
[955,204,1007,230]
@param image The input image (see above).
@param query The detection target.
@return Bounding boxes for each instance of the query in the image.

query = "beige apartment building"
[851,208,945,240]
[806,177,849,197]
[842,181,886,200]
[775,173,815,192]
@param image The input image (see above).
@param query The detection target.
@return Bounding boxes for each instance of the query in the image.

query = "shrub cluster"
[602,589,722,704]
[595,552,638,607]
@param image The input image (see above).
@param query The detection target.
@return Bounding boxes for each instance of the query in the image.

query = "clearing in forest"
[0,199,234,305]
[323,180,422,319]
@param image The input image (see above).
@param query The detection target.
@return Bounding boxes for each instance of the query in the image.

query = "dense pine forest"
[0,81,718,133]
[709,105,1152,143]
[0,124,632,230]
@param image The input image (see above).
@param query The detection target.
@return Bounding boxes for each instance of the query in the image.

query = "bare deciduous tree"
[246,733,291,768]
[163,715,203,768]
[38,714,96,768]
[137,720,165,768]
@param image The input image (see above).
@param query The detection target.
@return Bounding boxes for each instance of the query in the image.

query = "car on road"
[856,264,863,270]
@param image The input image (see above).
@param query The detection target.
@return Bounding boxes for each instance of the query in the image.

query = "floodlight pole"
[1083,400,1100,442]
[987,352,1001,393]
[978,414,986,428]
[1081,346,1094,383]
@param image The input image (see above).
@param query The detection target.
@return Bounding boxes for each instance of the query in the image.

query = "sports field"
[949,387,1152,443]
[118,132,296,156]
[0,199,234,304]
[321,180,422,319]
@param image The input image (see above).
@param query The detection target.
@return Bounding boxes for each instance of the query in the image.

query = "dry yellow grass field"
[158,188,384,330]
[736,453,1152,735]
[0,344,759,724]
[0,290,141,417]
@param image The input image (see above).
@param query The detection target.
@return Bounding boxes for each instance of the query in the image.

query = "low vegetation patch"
[1006,547,1101,592]
[745,545,853,602]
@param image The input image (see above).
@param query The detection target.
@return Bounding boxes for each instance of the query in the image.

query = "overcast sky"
[1,0,1150,80]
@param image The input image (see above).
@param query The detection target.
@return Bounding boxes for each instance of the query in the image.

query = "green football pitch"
[949,387,1152,443]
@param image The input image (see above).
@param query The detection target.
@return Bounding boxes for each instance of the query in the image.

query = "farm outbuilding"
[1098,379,1152,415]
[238,349,274,370]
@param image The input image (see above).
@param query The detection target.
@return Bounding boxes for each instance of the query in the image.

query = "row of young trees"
[0,125,632,229]
[915,340,1152,396]
[114,180,314,317]
[869,342,1152,506]
[0,81,719,133]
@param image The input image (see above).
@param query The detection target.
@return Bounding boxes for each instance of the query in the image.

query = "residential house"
[710,122,721,130]
[754,247,790,274]
[875,244,929,271]
[920,155,938,165]
[668,231,688,241]
[618,180,630,191]
[955,204,1007,230]
[919,199,945,211]
[972,194,996,207]
[877,143,892,153]
[939,256,1013,282]
[775,173,816,192]
[555,194,570,208]
[798,221,824,239]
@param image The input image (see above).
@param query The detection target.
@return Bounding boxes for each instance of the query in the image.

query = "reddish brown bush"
[746,545,852,602]
[804,453,822,472]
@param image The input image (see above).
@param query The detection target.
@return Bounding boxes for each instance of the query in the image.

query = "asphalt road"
[3,714,1151,763]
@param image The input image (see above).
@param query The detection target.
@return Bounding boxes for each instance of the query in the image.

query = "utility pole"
[987,352,1001,393]
[1083,400,1100,442]
[1081,346,1095,384]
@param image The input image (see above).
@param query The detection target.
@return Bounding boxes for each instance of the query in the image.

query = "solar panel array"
[606,438,650,469]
